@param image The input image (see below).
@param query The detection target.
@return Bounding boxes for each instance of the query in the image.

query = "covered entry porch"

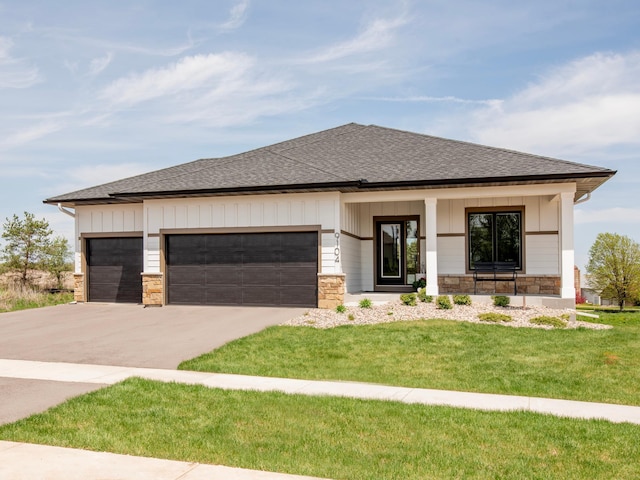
[338,183,577,307]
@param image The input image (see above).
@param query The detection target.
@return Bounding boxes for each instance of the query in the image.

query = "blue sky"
[1,0,639,269]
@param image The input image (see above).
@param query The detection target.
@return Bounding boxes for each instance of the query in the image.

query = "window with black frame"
[468,210,522,270]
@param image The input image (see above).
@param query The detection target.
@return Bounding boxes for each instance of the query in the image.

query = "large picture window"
[468,210,522,270]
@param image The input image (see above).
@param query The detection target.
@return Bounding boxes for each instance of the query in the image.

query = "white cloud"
[575,207,640,225]
[469,51,640,154]
[304,12,409,63]
[0,36,41,88]
[0,122,64,150]
[370,95,500,106]
[87,52,113,76]
[100,52,253,105]
[219,0,249,31]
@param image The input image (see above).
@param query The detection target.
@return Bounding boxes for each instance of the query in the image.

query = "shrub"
[335,304,346,313]
[400,293,417,306]
[359,298,372,309]
[478,312,512,323]
[575,292,587,304]
[492,295,510,307]
[347,313,355,321]
[436,295,452,310]
[412,277,426,290]
[530,316,567,328]
[453,294,472,306]
[417,288,433,303]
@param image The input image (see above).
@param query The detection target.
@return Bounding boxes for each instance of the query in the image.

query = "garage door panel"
[204,286,243,305]
[242,266,281,285]
[242,286,281,306]
[281,266,317,286]
[206,267,241,285]
[169,285,205,305]
[168,266,206,285]
[280,286,317,306]
[87,237,142,303]
[205,250,242,264]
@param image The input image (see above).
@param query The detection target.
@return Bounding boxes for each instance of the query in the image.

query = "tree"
[44,236,72,289]
[586,233,640,311]
[1,212,53,286]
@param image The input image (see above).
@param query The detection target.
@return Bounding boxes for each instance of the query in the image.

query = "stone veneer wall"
[142,273,164,306]
[317,273,345,309]
[438,275,561,296]
[73,273,85,302]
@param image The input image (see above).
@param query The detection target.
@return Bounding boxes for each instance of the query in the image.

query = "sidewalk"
[2,359,640,479]
[1,358,639,424]
[0,441,328,480]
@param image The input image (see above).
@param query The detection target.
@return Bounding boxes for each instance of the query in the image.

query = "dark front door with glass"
[376,218,419,287]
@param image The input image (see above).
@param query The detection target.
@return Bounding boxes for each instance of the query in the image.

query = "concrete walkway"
[2,358,639,425]
[2,358,640,479]
[0,441,328,480]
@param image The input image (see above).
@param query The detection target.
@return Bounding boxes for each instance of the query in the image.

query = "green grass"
[0,288,73,313]
[180,311,640,406]
[0,378,638,480]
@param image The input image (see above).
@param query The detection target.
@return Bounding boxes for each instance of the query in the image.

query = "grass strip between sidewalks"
[0,378,639,480]
[180,312,640,406]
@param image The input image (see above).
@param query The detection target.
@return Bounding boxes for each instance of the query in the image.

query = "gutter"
[57,203,75,218]
[574,192,591,205]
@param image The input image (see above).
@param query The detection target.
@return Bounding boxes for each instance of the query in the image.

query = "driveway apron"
[0,303,303,423]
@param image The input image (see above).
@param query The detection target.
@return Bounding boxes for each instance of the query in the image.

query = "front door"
[376,218,419,287]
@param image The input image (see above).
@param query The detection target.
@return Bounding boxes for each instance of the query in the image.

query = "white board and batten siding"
[143,193,341,274]
[74,205,144,273]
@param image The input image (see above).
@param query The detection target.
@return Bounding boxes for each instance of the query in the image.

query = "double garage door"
[166,232,318,307]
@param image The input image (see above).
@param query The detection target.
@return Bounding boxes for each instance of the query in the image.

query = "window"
[468,210,522,269]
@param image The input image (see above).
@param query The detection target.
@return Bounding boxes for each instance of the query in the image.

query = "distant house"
[45,123,615,308]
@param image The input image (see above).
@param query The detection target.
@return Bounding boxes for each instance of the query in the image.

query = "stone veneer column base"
[142,273,164,306]
[317,273,346,309]
[73,273,85,302]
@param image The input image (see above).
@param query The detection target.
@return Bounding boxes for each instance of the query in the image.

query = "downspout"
[57,203,75,218]
[574,192,591,205]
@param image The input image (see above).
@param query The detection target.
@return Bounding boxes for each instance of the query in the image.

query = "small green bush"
[530,316,567,328]
[400,293,417,306]
[335,304,347,313]
[453,294,472,306]
[478,312,512,323]
[417,288,433,303]
[347,313,355,321]
[359,298,372,309]
[492,295,510,307]
[436,295,452,310]
[412,278,426,290]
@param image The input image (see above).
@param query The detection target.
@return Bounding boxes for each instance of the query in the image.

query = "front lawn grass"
[180,311,640,406]
[0,378,638,480]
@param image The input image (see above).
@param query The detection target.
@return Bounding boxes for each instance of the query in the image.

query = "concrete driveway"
[0,303,304,424]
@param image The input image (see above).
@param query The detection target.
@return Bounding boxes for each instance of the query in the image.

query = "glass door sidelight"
[376,218,419,287]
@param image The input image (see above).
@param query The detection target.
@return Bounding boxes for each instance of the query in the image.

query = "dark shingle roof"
[46,123,615,204]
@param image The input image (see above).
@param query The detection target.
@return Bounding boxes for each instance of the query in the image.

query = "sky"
[1,0,639,270]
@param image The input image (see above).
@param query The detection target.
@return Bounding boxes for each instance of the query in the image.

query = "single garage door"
[87,237,143,303]
[166,232,318,307]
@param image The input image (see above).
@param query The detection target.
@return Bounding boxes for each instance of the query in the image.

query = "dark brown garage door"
[87,237,143,303]
[166,232,318,307]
